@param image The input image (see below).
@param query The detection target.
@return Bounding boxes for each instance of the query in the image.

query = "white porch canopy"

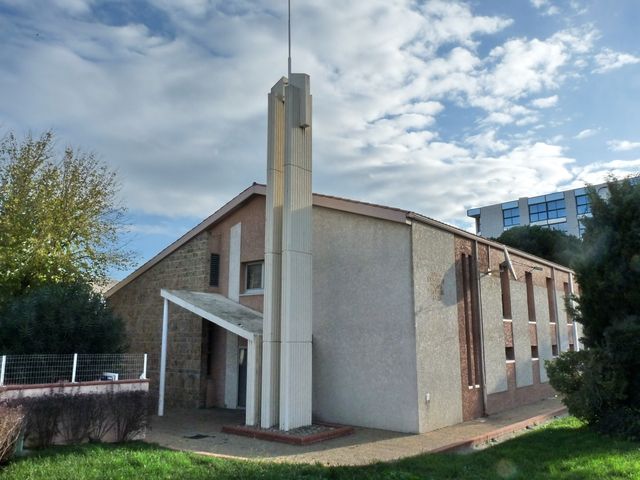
[158,289,263,425]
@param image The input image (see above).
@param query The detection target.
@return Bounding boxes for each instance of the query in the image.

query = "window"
[529,202,548,222]
[500,267,512,320]
[502,207,520,228]
[548,222,568,233]
[546,199,566,219]
[526,272,536,323]
[531,345,539,359]
[575,194,591,215]
[505,346,515,361]
[245,262,264,291]
[528,193,566,223]
[578,219,587,238]
[209,254,220,287]
[546,277,557,324]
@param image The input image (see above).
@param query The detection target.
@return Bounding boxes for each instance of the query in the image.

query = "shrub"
[0,281,128,355]
[17,395,64,448]
[109,391,149,442]
[0,405,24,464]
[5,390,149,447]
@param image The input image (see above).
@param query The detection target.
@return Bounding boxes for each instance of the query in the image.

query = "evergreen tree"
[547,175,640,438]
[495,225,582,267]
[0,281,127,354]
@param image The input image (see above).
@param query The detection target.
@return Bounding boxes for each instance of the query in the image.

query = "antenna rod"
[288,0,291,78]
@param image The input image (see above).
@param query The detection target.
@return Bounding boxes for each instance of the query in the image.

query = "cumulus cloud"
[594,48,640,73]
[531,95,558,108]
[607,140,640,152]
[575,128,599,139]
[0,0,638,244]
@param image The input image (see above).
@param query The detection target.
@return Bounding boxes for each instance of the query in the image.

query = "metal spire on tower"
[288,0,292,78]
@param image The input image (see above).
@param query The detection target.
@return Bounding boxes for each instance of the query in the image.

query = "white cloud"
[607,140,640,152]
[531,95,558,108]
[594,48,640,73]
[575,128,599,139]
[0,0,634,244]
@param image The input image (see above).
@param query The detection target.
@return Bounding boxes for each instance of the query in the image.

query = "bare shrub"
[5,390,149,447]
[0,405,24,464]
[18,395,64,448]
[88,394,114,442]
[59,395,94,444]
[109,391,149,442]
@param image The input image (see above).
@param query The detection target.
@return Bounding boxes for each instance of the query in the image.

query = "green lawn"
[1,417,638,480]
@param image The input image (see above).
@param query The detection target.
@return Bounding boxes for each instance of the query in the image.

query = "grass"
[0,417,639,480]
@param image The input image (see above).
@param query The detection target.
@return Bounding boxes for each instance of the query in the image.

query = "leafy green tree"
[547,175,640,438]
[0,131,133,304]
[0,282,127,354]
[495,225,582,267]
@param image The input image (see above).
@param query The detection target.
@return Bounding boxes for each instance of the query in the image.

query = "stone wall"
[109,232,209,408]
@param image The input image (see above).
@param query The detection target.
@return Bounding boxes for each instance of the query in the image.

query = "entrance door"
[237,346,247,408]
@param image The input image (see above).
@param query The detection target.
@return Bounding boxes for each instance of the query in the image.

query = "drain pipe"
[473,240,489,416]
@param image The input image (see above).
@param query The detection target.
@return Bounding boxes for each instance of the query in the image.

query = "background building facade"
[467,182,612,239]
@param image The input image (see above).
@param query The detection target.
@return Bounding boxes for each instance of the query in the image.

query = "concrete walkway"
[145,397,566,466]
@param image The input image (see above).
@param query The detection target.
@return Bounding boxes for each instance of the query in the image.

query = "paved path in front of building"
[145,397,566,466]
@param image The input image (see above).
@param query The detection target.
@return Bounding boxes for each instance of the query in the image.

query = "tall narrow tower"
[261,73,312,430]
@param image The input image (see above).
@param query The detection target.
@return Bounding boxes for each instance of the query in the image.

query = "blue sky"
[1,0,639,280]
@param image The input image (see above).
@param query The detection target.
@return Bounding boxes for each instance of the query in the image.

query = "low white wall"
[0,380,149,401]
[1,380,150,446]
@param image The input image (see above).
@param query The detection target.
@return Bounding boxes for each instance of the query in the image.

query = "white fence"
[0,353,147,386]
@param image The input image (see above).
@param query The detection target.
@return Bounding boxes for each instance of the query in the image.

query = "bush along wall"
[1,390,149,449]
[0,405,24,464]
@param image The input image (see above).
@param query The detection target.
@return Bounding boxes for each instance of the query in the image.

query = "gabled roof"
[107,183,573,297]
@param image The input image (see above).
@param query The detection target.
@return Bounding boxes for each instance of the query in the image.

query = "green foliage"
[0,282,127,354]
[495,225,582,267]
[547,175,640,438]
[0,131,133,305]
[1,417,639,479]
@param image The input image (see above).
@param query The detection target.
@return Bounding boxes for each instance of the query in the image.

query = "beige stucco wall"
[510,282,534,387]
[411,222,463,432]
[480,275,509,394]
[534,285,554,383]
[311,207,418,433]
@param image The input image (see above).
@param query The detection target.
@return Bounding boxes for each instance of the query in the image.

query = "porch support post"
[245,335,263,426]
[158,297,169,416]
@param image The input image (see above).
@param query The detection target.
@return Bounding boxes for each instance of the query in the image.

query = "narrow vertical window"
[563,282,571,323]
[526,272,536,322]
[209,253,220,287]
[546,277,557,323]
[500,267,512,319]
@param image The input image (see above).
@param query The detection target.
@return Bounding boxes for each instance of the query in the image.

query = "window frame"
[244,261,264,292]
[502,207,520,228]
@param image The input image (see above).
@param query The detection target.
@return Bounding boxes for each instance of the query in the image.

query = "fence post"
[71,353,78,383]
[0,355,6,386]
[141,353,148,380]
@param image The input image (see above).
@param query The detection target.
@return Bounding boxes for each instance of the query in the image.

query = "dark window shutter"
[210,254,220,287]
